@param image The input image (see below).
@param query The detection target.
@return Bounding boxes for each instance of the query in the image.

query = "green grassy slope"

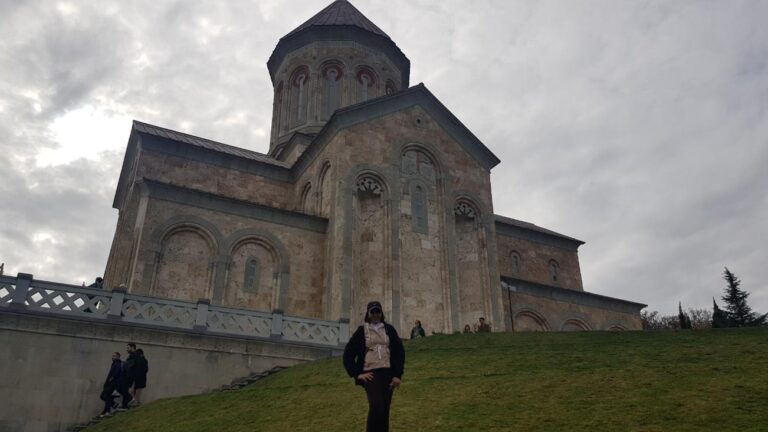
[88,328,768,432]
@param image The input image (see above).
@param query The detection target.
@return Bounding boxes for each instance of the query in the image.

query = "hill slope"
[87,328,768,432]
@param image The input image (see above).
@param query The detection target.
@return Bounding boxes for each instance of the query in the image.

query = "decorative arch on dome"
[272,81,284,136]
[321,61,344,120]
[356,66,378,102]
[290,66,310,126]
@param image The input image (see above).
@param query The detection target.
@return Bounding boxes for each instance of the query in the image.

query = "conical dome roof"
[267,0,409,87]
[285,0,390,40]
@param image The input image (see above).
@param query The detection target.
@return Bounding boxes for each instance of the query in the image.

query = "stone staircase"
[67,366,288,432]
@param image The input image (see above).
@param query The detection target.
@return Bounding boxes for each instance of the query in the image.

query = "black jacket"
[343,323,405,382]
[104,359,123,387]
[135,355,149,378]
[123,352,138,382]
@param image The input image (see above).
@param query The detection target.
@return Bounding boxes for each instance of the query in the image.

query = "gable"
[292,84,501,178]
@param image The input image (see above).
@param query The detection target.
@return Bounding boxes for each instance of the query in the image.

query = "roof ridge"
[284,0,390,40]
[133,120,272,157]
[131,120,291,168]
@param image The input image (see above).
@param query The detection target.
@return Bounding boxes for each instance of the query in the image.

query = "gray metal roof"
[495,215,585,245]
[132,121,290,168]
[285,0,390,40]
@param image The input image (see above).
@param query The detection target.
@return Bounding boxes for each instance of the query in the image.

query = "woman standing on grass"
[343,301,405,432]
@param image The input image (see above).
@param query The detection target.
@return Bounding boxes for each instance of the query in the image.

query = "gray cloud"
[0,0,765,315]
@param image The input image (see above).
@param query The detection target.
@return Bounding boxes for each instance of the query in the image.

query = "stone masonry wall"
[496,234,584,291]
[128,198,326,319]
[502,291,642,332]
[0,311,335,432]
[295,104,503,332]
[137,150,294,211]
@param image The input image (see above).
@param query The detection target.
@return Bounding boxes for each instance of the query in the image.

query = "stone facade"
[104,0,645,336]
[0,310,334,432]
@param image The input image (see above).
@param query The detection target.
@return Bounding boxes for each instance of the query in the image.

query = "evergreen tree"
[678,302,692,329]
[712,298,730,328]
[721,267,767,327]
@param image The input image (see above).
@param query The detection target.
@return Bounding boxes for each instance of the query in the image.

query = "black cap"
[367,301,382,312]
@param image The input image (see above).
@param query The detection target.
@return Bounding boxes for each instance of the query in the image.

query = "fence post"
[9,273,33,310]
[107,286,126,321]
[271,309,284,340]
[338,318,350,344]
[194,299,210,332]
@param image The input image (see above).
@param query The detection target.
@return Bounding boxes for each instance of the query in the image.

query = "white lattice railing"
[206,305,272,338]
[121,295,197,329]
[0,273,348,347]
[0,276,17,306]
[282,316,341,345]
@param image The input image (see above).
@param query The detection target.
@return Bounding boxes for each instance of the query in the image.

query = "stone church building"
[103,0,644,334]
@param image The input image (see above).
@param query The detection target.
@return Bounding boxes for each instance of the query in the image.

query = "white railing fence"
[0,273,348,347]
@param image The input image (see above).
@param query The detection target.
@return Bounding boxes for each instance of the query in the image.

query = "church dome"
[267,0,410,88]
[266,0,411,155]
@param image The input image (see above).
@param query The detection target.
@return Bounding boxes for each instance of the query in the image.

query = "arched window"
[411,185,428,234]
[273,81,284,133]
[322,64,343,120]
[510,251,521,275]
[549,260,560,282]
[356,67,376,102]
[385,79,396,95]
[290,67,309,126]
[243,257,259,293]
[401,149,436,181]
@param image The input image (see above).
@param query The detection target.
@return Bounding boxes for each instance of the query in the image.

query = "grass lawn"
[87,328,768,432]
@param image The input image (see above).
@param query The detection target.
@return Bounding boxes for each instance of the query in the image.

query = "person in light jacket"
[343,301,405,432]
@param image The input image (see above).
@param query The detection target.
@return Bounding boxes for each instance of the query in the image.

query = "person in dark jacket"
[98,352,122,417]
[410,320,426,339]
[117,343,137,408]
[130,348,149,406]
[343,301,405,432]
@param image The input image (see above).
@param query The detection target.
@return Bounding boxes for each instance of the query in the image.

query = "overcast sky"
[1,0,766,316]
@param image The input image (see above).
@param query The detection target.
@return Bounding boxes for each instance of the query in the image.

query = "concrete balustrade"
[0,273,347,348]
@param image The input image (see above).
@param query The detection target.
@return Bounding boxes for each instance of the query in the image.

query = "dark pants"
[363,369,394,432]
[117,380,133,408]
[99,385,116,414]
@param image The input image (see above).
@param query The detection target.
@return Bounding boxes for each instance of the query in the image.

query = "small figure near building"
[117,343,137,409]
[475,317,491,333]
[410,320,425,339]
[130,348,149,406]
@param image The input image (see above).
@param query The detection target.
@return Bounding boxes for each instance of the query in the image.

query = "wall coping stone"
[501,276,646,315]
